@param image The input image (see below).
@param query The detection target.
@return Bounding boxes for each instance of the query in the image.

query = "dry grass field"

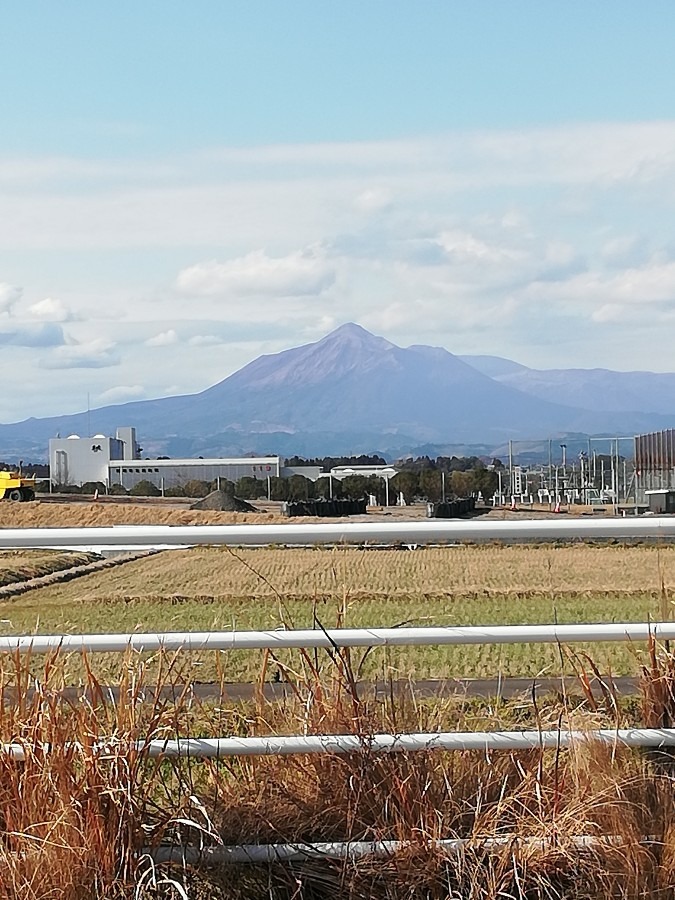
[3,502,675,896]
[0,498,285,527]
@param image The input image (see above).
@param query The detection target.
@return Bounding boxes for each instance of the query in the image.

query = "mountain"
[2,324,675,460]
[460,355,675,416]
[458,354,528,379]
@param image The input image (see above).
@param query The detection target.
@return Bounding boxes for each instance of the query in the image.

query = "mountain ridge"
[1,323,674,460]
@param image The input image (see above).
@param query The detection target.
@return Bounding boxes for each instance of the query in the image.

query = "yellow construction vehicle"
[0,470,36,501]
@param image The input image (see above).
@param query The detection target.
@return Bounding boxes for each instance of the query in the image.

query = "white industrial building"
[49,427,283,491]
[48,427,397,492]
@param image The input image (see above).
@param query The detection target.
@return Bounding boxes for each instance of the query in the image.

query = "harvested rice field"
[2,541,674,683]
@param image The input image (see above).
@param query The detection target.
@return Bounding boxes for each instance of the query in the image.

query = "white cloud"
[188,334,224,346]
[544,241,577,268]
[28,297,75,322]
[97,385,145,404]
[0,283,22,315]
[354,187,393,213]
[0,322,64,347]
[435,230,527,266]
[537,261,675,308]
[39,339,120,369]
[7,120,675,420]
[145,329,179,347]
[176,247,336,298]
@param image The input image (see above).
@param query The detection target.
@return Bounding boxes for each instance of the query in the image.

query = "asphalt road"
[5,676,639,705]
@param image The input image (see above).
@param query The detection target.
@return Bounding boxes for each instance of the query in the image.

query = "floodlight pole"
[508,440,513,499]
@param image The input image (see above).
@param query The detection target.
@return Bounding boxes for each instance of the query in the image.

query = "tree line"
[31,454,502,504]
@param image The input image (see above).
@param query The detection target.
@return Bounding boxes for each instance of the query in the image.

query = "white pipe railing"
[134,728,675,757]
[6,728,675,760]
[2,517,675,550]
[0,728,675,761]
[2,621,674,654]
[149,834,640,865]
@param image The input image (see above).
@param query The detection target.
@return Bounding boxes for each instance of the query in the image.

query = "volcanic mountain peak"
[1,322,674,460]
[222,322,398,389]
[319,321,393,348]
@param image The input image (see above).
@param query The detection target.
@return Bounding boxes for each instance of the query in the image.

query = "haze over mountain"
[460,355,675,416]
[2,324,674,461]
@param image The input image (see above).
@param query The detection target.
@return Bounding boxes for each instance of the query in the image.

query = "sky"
[2,1,675,422]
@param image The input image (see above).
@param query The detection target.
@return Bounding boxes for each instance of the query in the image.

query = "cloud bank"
[2,121,675,419]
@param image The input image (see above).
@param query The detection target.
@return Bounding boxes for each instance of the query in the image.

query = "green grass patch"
[0,544,673,684]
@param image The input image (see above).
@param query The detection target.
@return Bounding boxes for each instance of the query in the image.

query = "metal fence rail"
[2,621,675,654]
[6,728,675,761]
[2,516,675,550]
[5,516,674,876]
[149,835,644,865]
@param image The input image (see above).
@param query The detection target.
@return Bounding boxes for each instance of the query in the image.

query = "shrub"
[182,480,212,498]
[129,479,161,497]
[235,476,268,500]
[80,481,106,495]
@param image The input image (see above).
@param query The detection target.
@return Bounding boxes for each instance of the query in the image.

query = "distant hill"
[1,324,674,460]
[459,354,675,416]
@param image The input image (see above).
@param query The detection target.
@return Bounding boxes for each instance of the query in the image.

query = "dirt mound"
[189,489,258,513]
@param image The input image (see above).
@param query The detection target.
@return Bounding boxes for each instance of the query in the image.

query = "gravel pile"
[190,489,258,513]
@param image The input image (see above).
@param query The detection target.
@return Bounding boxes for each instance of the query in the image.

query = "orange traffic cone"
[554,498,561,513]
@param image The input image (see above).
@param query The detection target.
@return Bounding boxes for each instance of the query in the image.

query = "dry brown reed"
[1,643,675,897]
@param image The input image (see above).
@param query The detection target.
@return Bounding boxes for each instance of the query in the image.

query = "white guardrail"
[2,622,675,654]
[148,835,657,865]
[6,729,675,761]
[2,516,675,549]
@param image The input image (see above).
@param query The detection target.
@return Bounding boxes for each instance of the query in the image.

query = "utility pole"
[508,440,513,501]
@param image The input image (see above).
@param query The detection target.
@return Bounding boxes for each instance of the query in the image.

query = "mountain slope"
[460,354,675,416]
[2,324,674,459]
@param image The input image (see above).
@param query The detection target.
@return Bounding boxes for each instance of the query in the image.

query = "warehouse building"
[635,428,675,492]
[49,427,283,491]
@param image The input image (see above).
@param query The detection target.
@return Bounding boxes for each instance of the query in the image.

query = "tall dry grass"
[1,644,675,897]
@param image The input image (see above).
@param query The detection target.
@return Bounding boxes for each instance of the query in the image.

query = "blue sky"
[2,2,675,421]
